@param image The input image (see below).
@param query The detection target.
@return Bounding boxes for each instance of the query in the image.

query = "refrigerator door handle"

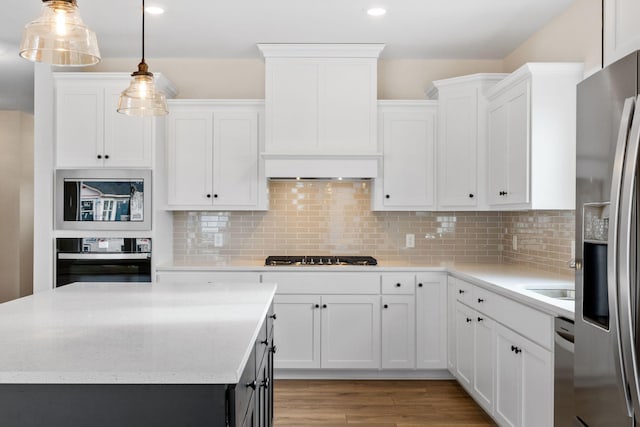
[617,95,640,419]
[609,96,636,417]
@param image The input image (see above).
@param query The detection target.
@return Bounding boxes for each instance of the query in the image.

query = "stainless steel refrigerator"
[576,51,640,426]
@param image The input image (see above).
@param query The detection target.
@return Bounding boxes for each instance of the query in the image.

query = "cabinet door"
[213,112,259,207]
[521,333,553,427]
[103,89,153,168]
[381,110,436,208]
[273,295,321,369]
[604,0,640,66]
[416,274,447,369]
[56,86,104,168]
[494,327,522,427]
[167,110,213,206]
[473,315,494,414]
[446,278,457,372]
[487,100,509,205]
[504,82,530,205]
[381,295,415,369]
[454,302,475,389]
[321,295,381,369]
[437,87,478,208]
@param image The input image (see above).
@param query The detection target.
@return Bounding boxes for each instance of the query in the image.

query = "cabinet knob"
[206,194,211,198]
[246,380,257,390]
[477,298,484,303]
[314,304,320,309]
[459,289,465,294]
[466,318,473,323]
[322,304,327,309]
[262,377,270,390]
[384,304,389,309]
[271,345,277,354]
[396,283,401,288]
[477,317,484,322]
[269,314,277,320]
[213,194,218,198]
[514,347,522,354]
[385,194,390,199]
[104,154,109,159]
[97,154,102,159]
[418,283,423,288]
[469,194,474,198]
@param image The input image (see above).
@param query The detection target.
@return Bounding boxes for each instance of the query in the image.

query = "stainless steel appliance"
[575,50,640,426]
[554,317,575,427]
[265,255,377,266]
[56,169,151,231]
[55,238,152,287]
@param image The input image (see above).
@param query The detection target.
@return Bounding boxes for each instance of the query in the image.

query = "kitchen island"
[0,281,276,427]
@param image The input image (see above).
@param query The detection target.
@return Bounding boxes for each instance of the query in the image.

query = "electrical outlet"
[406,233,415,248]
[513,235,518,251]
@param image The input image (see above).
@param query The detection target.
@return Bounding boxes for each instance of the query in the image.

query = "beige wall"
[503,0,601,73]
[0,112,34,303]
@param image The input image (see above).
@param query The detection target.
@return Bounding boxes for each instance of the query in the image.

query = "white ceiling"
[0,0,575,112]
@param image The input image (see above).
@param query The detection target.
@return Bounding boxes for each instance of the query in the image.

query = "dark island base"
[0,384,229,427]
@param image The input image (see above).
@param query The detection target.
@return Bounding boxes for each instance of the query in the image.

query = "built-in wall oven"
[55,238,151,287]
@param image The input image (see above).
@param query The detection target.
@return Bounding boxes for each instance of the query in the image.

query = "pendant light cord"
[141,0,145,64]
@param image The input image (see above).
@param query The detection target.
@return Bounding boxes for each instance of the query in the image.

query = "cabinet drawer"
[262,272,380,294]
[235,349,256,423]
[381,274,415,294]
[453,278,473,305]
[472,285,553,349]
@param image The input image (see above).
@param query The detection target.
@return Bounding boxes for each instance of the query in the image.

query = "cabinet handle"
[418,283,423,288]
[477,317,484,322]
[104,154,109,159]
[206,194,211,198]
[270,345,277,354]
[459,289,465,294]
[261,339,269,346]
[466,318,473,323]
[477,298,484,303]
[314,304,320,309]
[97,154,102,159]
[322,304,327,309]
[262,377,270,390]
[469,194,474,198]
[385,194,390,199]
[246,380,257,390]
[269,314,277,320]
[383,304,389,309]
[396,283,401,287]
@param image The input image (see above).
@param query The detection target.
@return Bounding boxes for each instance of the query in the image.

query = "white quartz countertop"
[0,282,276,385]
[158,262,575,319]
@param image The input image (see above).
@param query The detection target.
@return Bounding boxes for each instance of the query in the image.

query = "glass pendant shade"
[117,63,168,116]
[20,0,101,66]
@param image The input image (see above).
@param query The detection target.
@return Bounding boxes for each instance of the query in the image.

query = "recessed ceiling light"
[367,8,387,16]
[145,6,165,15]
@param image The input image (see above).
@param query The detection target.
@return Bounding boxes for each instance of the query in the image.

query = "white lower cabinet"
[381,294,415,369]
[272,295,321,369]
[449,277,553,427]
[416,274,447,369]
[494,323,553,427]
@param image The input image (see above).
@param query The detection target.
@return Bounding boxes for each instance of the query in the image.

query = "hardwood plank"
[274,380,496,426]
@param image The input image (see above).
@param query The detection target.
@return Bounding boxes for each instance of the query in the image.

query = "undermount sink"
[526,288,575,300]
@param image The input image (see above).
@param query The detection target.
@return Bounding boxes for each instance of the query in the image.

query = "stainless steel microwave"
[55,169,152,231]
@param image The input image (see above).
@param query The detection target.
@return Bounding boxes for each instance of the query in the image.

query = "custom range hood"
[259,43,385,179]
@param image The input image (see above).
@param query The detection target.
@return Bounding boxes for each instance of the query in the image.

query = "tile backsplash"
[173,181,575,275]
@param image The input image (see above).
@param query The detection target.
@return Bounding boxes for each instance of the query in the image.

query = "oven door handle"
[57,253,151,260]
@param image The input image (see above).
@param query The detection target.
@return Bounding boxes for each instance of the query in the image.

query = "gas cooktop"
[265,256,377,266]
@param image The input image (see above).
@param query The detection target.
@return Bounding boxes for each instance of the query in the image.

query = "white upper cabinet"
[258,44,383,156]
[428,74,505,210]
[166,100,268,211]
[54,73,176,169]
[485,63,583,210]
[373,101,437,210]
[604,0,640,66]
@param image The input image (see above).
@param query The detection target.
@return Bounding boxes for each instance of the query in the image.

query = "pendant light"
[117,0,168,116]
[20,0,100,66]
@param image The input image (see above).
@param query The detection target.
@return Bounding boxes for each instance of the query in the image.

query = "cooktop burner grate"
[265,256,377,266]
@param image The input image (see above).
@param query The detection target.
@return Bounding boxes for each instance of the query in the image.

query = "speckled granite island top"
[0,282,276,384]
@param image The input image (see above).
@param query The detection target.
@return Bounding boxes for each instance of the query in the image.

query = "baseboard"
[274,369,454,380]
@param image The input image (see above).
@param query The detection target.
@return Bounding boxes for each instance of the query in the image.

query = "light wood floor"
[274,380,496,426]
